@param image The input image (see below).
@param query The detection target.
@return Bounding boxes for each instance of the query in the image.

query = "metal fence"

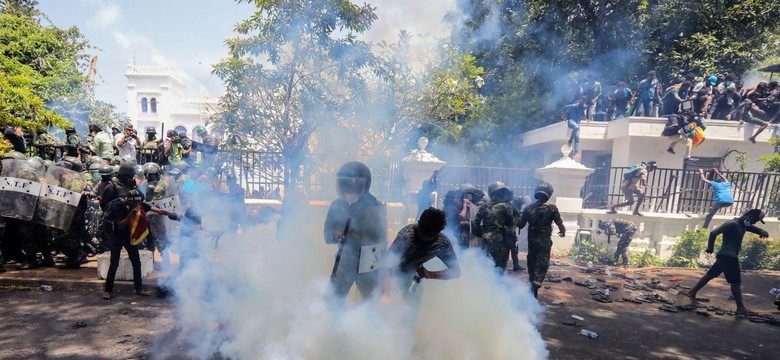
[437,165,540,198]
[581,167,780,216]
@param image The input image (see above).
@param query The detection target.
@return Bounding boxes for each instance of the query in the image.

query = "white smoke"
[159,208,548,359]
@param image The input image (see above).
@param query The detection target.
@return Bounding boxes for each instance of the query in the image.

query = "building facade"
[125,64,220,139]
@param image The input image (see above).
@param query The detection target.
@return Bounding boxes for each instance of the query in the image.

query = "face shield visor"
[337,176,367,199]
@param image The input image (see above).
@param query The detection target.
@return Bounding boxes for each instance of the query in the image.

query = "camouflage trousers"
[148,215,168,252]
[482,239,509,271]
[614,237,633,266]
[527,235,553,288]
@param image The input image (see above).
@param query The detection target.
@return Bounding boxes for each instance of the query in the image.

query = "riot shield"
[32,166,84,230]
[147,195,182,242]
[0,159,44,221]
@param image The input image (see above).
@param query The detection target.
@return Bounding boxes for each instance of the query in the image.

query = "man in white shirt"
[114,124,140,163]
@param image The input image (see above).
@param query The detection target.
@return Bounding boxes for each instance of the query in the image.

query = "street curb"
[0,276,160,292]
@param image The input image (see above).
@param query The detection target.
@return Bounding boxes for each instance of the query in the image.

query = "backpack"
[623,163,646,181]
[101,198,125,233]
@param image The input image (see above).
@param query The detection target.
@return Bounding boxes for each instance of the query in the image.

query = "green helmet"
[26,157,45,173]
[488,181,512,203]
[534,182,554,201]
[89,162,101,172]
[98,165,115,176]
[196,125,208,137]
[84,155,102,169]
[146,126,157,134]
[61,156,83,172]
[2,151,27,160]
[110,155,132,166]
[42,159,56,170]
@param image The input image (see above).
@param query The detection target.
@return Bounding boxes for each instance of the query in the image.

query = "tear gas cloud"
[157,1,549,359]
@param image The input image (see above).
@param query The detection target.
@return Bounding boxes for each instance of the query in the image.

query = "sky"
[38,0,456,114]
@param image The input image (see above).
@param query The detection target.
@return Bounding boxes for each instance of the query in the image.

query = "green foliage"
[570,236,613,264]
[0,5,96,134]
[629,248,665,268]
[762,138,780,173]
[739,236,775,270]
[212,0,378,183]
[667,229,710,268]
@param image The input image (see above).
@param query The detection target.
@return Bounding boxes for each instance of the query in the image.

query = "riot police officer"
[324,161,387,308]
[141,127,160,163]
[472,181,520,272]
[64,127,81,157]
[518,182,566,298]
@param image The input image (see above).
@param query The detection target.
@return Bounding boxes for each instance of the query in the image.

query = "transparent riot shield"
[0,159,44,221]
[32,166,84,230]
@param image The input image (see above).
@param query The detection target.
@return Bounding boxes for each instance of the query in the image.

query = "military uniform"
[606,219,637,266]
[35,132,59,160]
[471,182,519,271]
[519,183,565,297]
[145,176,170,252]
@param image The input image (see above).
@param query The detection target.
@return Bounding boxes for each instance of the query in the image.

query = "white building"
[125,64,220,139]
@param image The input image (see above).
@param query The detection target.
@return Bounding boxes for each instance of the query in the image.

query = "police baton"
[330,218,351,280]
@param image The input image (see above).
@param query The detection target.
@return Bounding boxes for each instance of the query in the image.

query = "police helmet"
[26,157,45,173]
[166,129,178,139]
[42,159,55,170]
[2,151,27,160]
[337,161,372,194]
[116,164,136,184]
[85,156,102,169]
[146,126,157,134]
[61,156,83,172]
[65,126,76,134]
[534,182,554,201]
[98,165,115,177]
[488,181,513,203]
[142,162,161,176]
[196,125,208,137]
[88,162,101,179]
[134,165,145,179]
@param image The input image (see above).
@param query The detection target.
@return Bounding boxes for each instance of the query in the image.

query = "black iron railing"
[581,167,780,216]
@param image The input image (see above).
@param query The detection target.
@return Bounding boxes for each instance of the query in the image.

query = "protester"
[4,126,26,153]
[384,207,460,318]
[608,161,657,216]
[101,189,179,300]
[691,89,711,118]
[580,75,602,120]
[710,83,741,120]
[685,209,769,316]
[564,97,587,158]
[660,81,692,116]
[114,124,140,163]
[609,81,633,120]
[471,182,519,272]
[698,168,733,229]
[635,71,661,117]
[324,161,387,308]
[518,182,565,298]
[662,113,700,161]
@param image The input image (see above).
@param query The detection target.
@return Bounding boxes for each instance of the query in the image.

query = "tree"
[0,4,95,152]
[212,0,378,185]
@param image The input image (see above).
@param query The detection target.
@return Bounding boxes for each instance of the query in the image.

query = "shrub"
[629,249,664,268]
[739,237,773,270]
[667,230,710,268]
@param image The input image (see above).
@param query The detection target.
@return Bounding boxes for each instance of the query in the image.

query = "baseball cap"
[744,209,766,224]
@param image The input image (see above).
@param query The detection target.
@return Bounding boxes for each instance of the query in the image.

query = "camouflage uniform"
[145,178,170,251]
[141,139,160,163]
[608,219,637,266]
[472,202,519,270]
[53,173,89,268]
[35,133,59,160]
[519,196,565,296]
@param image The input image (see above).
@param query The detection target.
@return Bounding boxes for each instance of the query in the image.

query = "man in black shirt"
[102,189,179,300]
[4,126,26,153]
[685,209,769,316]
[385,208,460,319]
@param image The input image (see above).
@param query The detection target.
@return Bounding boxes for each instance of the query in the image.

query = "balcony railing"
[581,167,780,216]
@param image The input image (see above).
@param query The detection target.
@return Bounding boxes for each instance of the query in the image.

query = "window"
[150,98,157,113]
[141,97,148,113]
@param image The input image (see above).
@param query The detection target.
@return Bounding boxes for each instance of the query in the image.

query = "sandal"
[659,305,679,313]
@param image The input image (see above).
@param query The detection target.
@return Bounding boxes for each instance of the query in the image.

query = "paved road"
[1,266,778,359]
